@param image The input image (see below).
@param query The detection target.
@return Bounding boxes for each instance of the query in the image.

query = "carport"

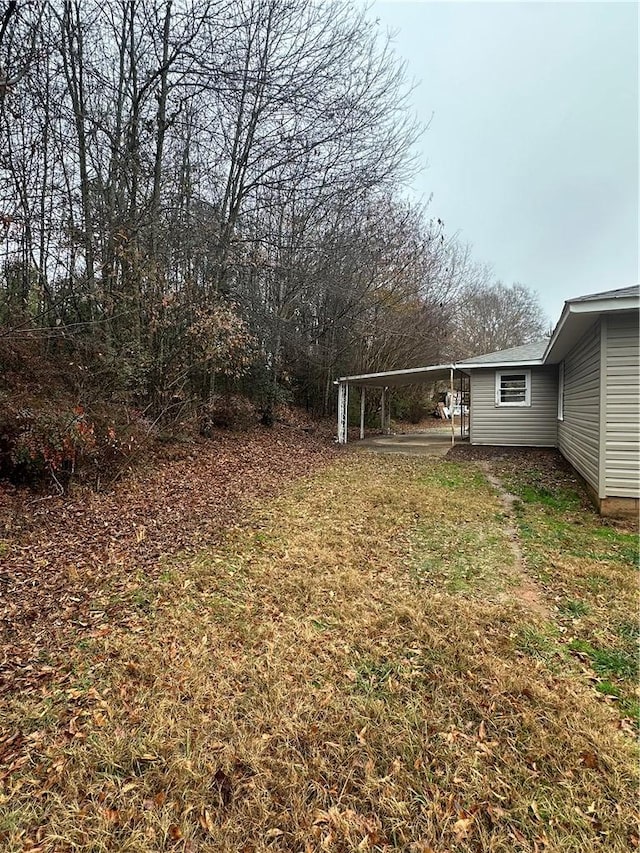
[335,364,470,445]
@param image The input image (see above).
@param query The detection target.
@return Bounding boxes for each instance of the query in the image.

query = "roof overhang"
[544,293,640,363]
[455,359,544,369]
[335,363,466,388]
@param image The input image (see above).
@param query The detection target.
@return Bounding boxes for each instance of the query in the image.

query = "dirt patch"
[477,461,550,618]
[448,443,568,468]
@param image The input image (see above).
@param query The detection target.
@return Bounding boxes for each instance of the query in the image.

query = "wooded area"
[0,0,547,480]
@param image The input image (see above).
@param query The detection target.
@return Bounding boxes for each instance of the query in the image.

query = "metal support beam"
[360,387,366,439]
[337,381,349,444]
[380,387,386,434]
[450,367,455,446]
[385,386,390,434]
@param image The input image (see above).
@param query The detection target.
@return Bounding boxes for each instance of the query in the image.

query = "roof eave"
[544,293,640,362]
[457,359,545,369]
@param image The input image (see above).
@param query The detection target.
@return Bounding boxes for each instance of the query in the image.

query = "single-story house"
[336,285,639,517]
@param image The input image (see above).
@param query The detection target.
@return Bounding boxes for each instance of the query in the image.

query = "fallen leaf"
[265,828,284,839]
[201,808,215,833]
[580,750,599,770]
[168,824,183,841]
[452,816,474,840]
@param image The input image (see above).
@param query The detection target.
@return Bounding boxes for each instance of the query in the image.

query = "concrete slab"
[355,430,468,457]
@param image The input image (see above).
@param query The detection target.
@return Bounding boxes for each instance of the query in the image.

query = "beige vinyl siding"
[470,366,558,446]
[558,320,600,494]
[604,312,640,498]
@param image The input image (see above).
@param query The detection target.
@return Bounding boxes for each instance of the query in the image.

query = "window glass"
[495,370,530,406]
[499,373,526,404]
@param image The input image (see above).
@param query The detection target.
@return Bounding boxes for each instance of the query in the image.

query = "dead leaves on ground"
[0,425,335,699]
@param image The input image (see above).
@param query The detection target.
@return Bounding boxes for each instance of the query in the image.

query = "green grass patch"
[568,639,638,680]
[558,599,590,618]
[492,453,639,729]
[412,518,515,597]
[352,657,402,697]
[518,483,581,511]
[433,462,487,490]
[595,680,621,698]
[592,526,639,565]
[617,621,640,643]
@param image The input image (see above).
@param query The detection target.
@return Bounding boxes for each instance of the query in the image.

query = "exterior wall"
[469,366,558,446]
[604,312,640,498]
[557,320,601,495]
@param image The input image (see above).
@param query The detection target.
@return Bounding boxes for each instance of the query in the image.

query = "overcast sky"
[370,0,639,324]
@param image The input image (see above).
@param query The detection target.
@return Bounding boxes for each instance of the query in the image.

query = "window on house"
[495,370,531,407]
[557,362,564,421]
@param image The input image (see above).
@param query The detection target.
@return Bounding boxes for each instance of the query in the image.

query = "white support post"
[380,387,386,434]
[360,387,366,439]
[337,381,349,444]
[386,386,391,434]
[450,367,455,446]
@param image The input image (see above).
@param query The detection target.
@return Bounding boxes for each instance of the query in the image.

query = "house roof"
[457,339,548,367]
[545,283,639,362]
[568,284,639,303]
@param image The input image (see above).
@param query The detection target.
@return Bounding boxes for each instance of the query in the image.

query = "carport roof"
[335,363,459,388]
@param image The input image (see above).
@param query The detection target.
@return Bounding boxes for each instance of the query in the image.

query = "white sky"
[371,0,639,323]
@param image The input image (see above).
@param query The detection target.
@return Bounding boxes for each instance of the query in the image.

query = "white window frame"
[557,361,564,421]
[495,369,531,407]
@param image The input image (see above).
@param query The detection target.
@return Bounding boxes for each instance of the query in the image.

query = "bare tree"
[451,280,549,358]
[0,0,511,422]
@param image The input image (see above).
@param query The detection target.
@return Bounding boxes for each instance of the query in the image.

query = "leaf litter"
[0,424,335,699]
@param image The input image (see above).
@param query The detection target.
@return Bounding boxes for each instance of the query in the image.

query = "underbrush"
[0,395,143,489]
[0,335,147,489]
[0,334,318,491]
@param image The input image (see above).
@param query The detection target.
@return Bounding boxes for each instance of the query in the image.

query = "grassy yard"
[0,452,637,852]
[491,453,639,727]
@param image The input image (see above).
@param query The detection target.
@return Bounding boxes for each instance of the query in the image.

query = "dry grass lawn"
[1,453,638,852]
